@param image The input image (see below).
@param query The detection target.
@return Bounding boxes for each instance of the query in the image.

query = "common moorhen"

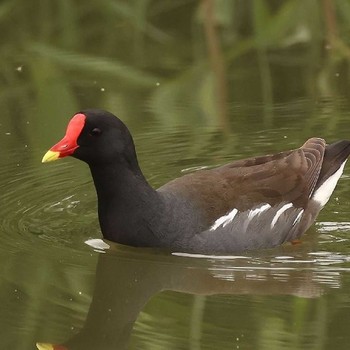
[42,109,350,253]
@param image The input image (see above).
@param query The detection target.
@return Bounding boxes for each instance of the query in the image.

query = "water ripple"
[0,148,99,251]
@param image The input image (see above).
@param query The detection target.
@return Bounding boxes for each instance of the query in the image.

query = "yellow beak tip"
[42,150,60,163]
[36,343,54,350]
[36,342,67,350]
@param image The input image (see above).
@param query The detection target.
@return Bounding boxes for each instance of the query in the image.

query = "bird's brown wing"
[160,138,326,228]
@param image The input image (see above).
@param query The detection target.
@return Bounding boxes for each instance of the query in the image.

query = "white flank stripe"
[210,208,238,231]
[292,209,304,226]
[312,161,347,207]
[271,203,293,228]
[248,203,271,220]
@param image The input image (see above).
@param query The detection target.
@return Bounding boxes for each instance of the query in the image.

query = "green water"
[1,1,350,349]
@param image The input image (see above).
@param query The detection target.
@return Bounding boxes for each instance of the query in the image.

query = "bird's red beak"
[42,113,86,163]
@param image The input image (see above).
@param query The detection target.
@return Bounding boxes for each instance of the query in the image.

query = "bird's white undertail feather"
[312,161,347,207]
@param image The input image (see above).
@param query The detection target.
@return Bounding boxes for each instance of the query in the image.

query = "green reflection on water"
[1,0,350,349]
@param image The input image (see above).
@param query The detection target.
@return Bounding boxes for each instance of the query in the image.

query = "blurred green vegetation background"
[1,0,350,138]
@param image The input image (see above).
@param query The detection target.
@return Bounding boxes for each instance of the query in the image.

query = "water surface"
[1,1,350,349]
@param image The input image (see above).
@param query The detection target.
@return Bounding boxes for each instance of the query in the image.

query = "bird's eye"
[90,128,102,136]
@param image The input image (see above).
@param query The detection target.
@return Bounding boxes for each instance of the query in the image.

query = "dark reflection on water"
[42,243,349,350]
[1,0,350,349]
[9,239,350,350]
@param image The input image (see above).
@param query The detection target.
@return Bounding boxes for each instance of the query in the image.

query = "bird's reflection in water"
[37,238,339,350]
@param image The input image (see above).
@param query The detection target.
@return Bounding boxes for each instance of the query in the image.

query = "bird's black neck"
[89,161,165,247]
